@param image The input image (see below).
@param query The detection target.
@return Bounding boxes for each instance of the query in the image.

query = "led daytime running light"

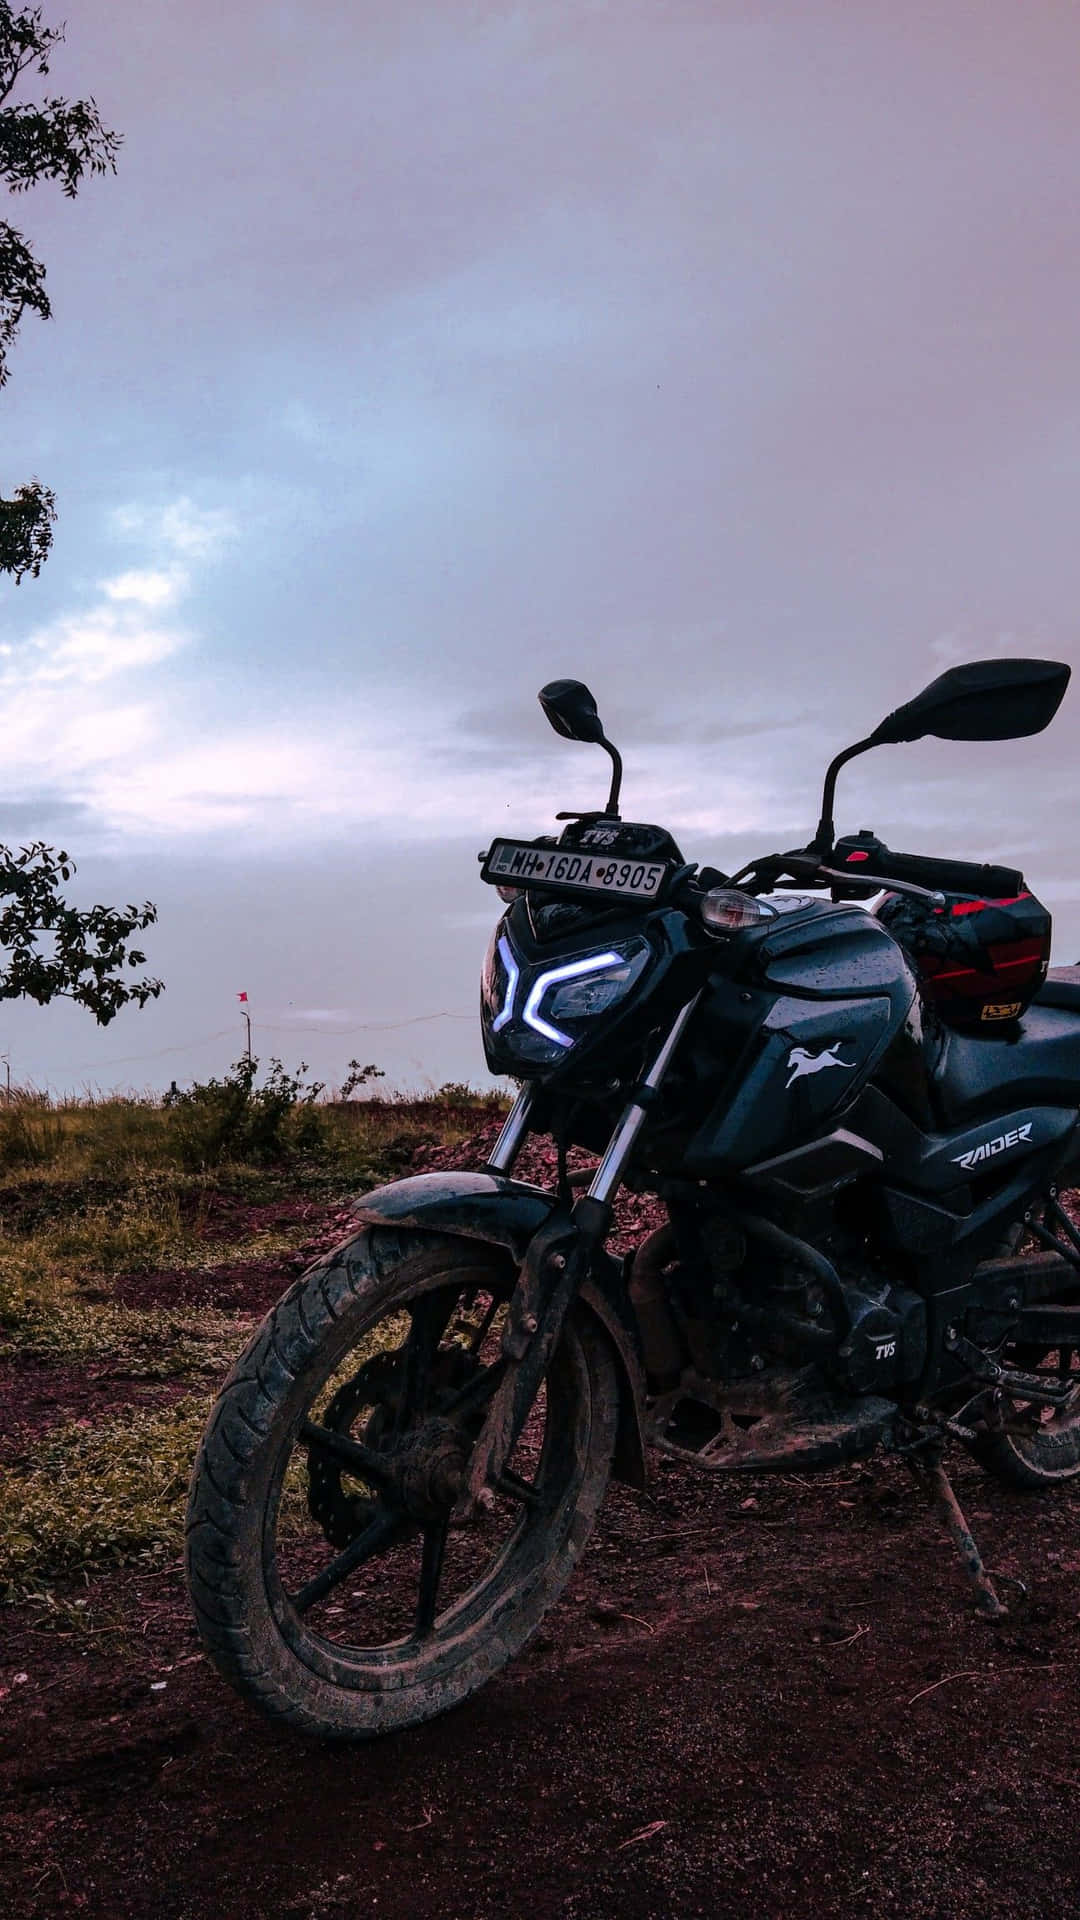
[523,950,623,1049]
[491,934,520,1032]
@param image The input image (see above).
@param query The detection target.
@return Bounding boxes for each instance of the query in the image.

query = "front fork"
[465,994,702,1504]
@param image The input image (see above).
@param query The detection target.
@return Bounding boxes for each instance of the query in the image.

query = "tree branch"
[0,476,54,578]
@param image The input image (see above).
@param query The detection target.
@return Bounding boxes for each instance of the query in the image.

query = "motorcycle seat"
[1035,964,1080,1013]
[932,996,1080,1125]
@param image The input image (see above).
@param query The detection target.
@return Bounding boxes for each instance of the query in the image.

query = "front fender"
[351,1170,647,1489]
[352,1169,558,1263]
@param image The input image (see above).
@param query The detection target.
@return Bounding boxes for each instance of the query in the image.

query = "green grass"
[0,1082,508,1185]
[0,1294,258,1375]
[0,1401,212,1600]
[0,1083,508,1608]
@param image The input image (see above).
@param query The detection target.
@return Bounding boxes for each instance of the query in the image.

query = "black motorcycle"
[187,655,1080,1740]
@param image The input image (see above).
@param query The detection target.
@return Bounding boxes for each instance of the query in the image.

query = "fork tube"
[586,993,703,1208]
[485,1086,535,1174]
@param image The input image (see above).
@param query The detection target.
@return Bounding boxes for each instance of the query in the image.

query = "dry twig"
[906,1669,984,1706]
[616,1820,668,1851]
[826,1623,870,1650]
[631,1522,746,1549]
[405,1807,438,1832]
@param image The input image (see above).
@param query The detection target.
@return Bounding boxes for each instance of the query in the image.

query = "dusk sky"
[2,0,1079,1095]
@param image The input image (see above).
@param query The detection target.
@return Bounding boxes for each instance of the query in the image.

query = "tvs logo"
[952,1122,1032,1171]
[785,1041,855,1090]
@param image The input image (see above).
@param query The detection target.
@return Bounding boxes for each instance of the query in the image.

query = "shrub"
[338,1059,386,1099]
[162,1055,328,1169]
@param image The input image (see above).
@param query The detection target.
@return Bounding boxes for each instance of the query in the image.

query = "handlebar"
[828,833,1025,900]
[813,864,946,908]
[729,833,1026,907]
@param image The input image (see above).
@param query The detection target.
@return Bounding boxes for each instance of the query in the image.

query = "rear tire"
[970,1344,1080,1488]
[185,1227,618,1740]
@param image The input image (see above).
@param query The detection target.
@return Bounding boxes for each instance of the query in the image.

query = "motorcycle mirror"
[812,656,1071,855]
[538,679,606,745]
[537,679,623,817]
[871,658,1071,745]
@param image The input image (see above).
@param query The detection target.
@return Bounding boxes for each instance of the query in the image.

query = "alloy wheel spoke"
[293,1510,402,1616]
[443,1355,507,1420]
[300,1419,397,1495]
[491,1466,541,1509]
[396,1293,457,1433]
[413,1518,450,1639]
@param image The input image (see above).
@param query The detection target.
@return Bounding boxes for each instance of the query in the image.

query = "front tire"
[185,1227,618,1740]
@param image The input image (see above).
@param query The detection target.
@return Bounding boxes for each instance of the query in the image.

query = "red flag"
[237,992,248,1003]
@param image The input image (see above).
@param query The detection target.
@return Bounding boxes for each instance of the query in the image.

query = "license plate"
[483,839,669,902]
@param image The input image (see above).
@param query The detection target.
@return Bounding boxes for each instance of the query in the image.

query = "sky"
[2,0,1079,1095]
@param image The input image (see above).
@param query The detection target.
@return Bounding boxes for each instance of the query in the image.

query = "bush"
[162,1055,328,1169]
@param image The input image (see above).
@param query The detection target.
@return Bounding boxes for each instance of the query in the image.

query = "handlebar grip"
[835,835,1024,899]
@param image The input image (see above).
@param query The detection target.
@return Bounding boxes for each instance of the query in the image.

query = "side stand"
[903,1441,1008,1620]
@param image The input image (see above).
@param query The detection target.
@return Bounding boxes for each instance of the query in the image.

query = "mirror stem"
[600,736,622,818]
[812,735,877,856]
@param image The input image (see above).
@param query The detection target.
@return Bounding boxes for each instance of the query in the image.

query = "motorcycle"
[186,655,1080,1740]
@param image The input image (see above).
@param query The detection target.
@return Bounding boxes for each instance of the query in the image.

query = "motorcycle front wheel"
[185,1227,618,1740]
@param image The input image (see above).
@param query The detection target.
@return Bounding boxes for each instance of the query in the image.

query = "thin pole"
[243,1010,252,1067]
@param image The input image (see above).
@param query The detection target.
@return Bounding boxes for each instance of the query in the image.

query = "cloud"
[100,568,185,610]
[0,794,96,839]
[109,497,238,561]
[10,605,186,688]
[0,496,235,843]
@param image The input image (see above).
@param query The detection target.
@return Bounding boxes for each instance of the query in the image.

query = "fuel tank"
[682,897,920,1174]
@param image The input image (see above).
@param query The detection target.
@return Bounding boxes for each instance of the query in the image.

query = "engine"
[629,1211,927,1397]
[833,1278,927,1393]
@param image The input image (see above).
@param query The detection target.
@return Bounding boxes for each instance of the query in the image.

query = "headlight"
[481,929,652,1065]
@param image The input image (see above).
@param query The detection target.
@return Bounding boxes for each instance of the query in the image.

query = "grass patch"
[0,1401,212,1600]
[0,1177,296,1376]
[0,1083,509,1613]
[0,1078,508,1185]
[0,1295,258,1376]
[17,1177,198,1273]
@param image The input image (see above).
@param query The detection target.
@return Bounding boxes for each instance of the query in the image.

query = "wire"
[68,1027,239,1069]
[256,1013,474,1034]
[65,1010,476,1071]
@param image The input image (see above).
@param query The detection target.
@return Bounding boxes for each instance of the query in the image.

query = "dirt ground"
[4,1149,1080,1919]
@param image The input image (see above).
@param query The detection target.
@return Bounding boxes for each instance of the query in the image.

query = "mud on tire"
[185,1228,619,1740]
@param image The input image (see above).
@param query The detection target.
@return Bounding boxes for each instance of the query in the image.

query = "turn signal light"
[699,888,776,934]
